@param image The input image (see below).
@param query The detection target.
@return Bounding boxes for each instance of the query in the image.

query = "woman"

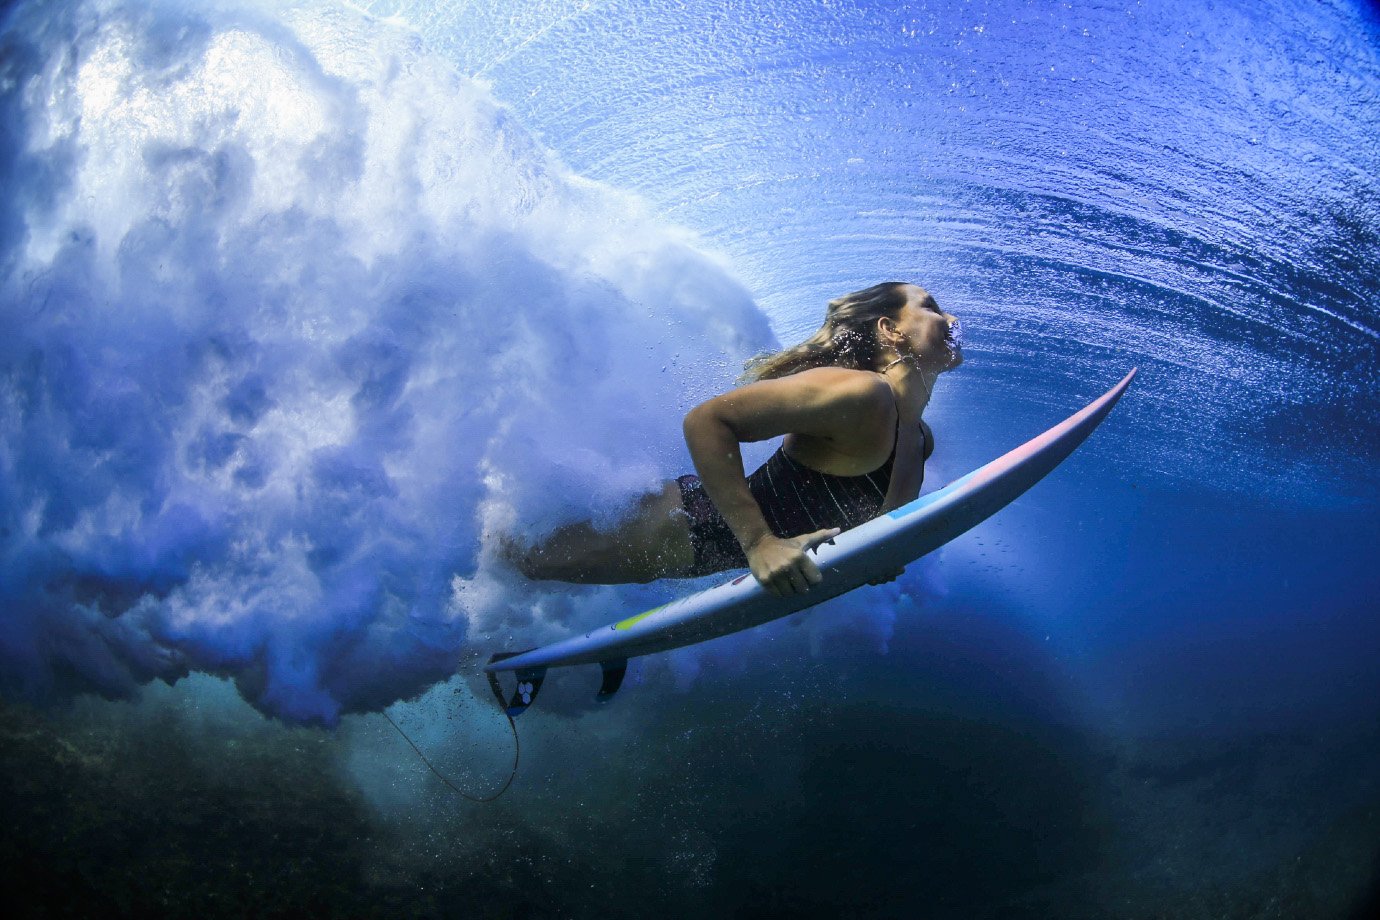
[508,282,961,596]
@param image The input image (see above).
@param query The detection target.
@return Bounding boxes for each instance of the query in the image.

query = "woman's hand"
[867,567,905,586]
[745,528,841,596]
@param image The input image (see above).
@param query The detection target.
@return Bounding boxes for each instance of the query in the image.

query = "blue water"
[2,0,1378,916]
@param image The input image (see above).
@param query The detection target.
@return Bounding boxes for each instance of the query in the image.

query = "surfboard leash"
[382,690,520,803]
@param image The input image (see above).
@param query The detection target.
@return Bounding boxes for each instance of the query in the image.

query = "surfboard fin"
[486,650,546,716]
[596,658,627,703]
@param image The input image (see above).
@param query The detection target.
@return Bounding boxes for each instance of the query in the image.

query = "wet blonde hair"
[740,281,928,382]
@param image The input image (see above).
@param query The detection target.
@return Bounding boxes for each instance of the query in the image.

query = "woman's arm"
[682,367,890,595]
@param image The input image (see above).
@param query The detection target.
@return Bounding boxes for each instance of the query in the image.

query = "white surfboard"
[485,369,1136,714]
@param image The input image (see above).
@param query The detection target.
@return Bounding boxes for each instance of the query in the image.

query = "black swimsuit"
[677,416,931,578]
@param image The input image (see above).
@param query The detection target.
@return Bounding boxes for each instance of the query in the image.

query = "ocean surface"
[2,0,1377,916]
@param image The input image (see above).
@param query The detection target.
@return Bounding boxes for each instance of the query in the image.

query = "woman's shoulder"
[771,366,894,425]
[784,365,891,400]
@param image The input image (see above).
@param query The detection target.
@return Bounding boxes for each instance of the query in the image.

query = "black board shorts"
[676,474,749,577]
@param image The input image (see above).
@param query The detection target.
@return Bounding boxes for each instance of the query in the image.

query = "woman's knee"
[500,481,694,584]
[500,529,599,583]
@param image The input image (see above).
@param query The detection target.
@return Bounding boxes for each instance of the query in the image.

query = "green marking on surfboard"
[615,604,666,631]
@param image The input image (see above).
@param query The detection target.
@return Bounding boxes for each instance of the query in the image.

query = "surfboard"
[485,369,1136,714]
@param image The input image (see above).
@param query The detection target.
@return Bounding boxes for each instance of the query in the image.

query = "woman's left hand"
[867,566,905,586]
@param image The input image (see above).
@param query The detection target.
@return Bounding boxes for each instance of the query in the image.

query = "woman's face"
[887,285,962,371]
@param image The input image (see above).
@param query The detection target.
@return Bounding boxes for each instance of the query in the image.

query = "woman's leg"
[504,480,697,584]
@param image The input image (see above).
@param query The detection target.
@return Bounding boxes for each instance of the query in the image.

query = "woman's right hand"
[745,528,841,596]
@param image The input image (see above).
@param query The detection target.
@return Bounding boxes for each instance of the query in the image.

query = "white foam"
[0,0,776,722]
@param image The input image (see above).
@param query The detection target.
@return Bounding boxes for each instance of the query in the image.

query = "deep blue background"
[3,0,1378,916]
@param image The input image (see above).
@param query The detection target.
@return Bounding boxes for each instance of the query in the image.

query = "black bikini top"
[745,413,931,538]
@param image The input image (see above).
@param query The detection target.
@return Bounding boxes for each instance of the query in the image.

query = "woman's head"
[742,282,960,381]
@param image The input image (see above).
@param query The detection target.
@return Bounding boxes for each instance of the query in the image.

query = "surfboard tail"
[485,650,546,716]
[486,651,629,715]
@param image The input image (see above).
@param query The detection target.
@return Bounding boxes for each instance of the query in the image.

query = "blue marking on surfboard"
[885,470,980,519]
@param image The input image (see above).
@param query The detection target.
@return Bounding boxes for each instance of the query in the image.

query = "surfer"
[507,282,961,596]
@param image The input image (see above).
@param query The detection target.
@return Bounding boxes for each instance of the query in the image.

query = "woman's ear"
[876,315,898,347]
